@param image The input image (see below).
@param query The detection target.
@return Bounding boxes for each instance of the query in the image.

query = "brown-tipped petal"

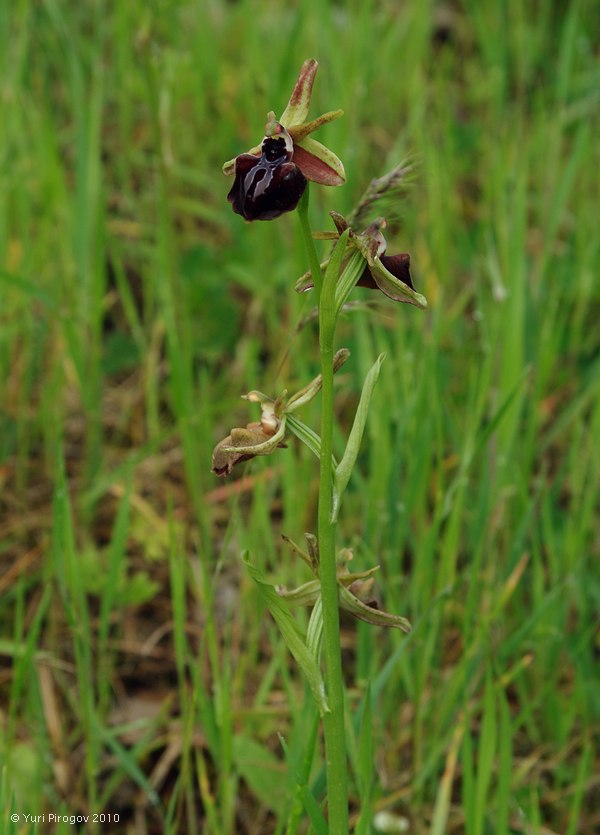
[295,270,316,294]
[293,137,346,186]
[282,534,315,571]
[295,255,331,293]
[329,211,349,235]
[279,58,318,127]
[288,109,344,141]
[357,220,387,261]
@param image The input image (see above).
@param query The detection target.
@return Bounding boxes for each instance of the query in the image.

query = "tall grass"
[0,1,598,833]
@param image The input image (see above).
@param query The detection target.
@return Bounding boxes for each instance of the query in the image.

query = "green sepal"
[338,584,411,632]
[293,135,346,186]
[276,579,321,606]
[279,58,318,127]
[243,554,329,715]
[337,565,381,586]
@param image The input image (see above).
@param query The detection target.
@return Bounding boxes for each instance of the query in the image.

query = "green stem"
[297,188,349,833]
[297,189,323,299]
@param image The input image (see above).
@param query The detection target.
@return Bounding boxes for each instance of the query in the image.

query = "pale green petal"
[288,109,344,141]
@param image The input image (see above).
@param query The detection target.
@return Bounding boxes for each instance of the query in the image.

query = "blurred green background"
[0,1,599,833]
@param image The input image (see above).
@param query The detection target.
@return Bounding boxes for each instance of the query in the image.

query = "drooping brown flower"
[211,350,351,476]
[296,212,428,309]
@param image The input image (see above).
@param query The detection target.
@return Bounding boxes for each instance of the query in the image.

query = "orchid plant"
[214,59,426,833]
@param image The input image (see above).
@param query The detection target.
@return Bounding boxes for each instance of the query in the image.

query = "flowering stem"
[297,188,349,833]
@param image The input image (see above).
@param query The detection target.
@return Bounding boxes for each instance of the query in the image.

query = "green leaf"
[324,228,351,286]
[243,554,329,715]
[333,353,386,520]
[279,707,326,835]
[286,415,340,508]
[286,415,338,471]
[97,723,160,807]
[285,414,322,459]
[296,783,329,835]
[306,597,324,660]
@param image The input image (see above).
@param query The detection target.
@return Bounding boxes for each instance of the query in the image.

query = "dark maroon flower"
[224,60,345,221]
[227,131,307,221]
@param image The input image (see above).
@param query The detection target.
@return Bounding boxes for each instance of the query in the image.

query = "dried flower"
[211,420,287,477]
[211,350,351,476]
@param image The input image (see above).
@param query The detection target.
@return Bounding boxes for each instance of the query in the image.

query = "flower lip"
[227,126,307,221]
[357,252,415,293]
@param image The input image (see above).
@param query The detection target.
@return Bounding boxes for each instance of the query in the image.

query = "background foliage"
[1,0,599,833]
